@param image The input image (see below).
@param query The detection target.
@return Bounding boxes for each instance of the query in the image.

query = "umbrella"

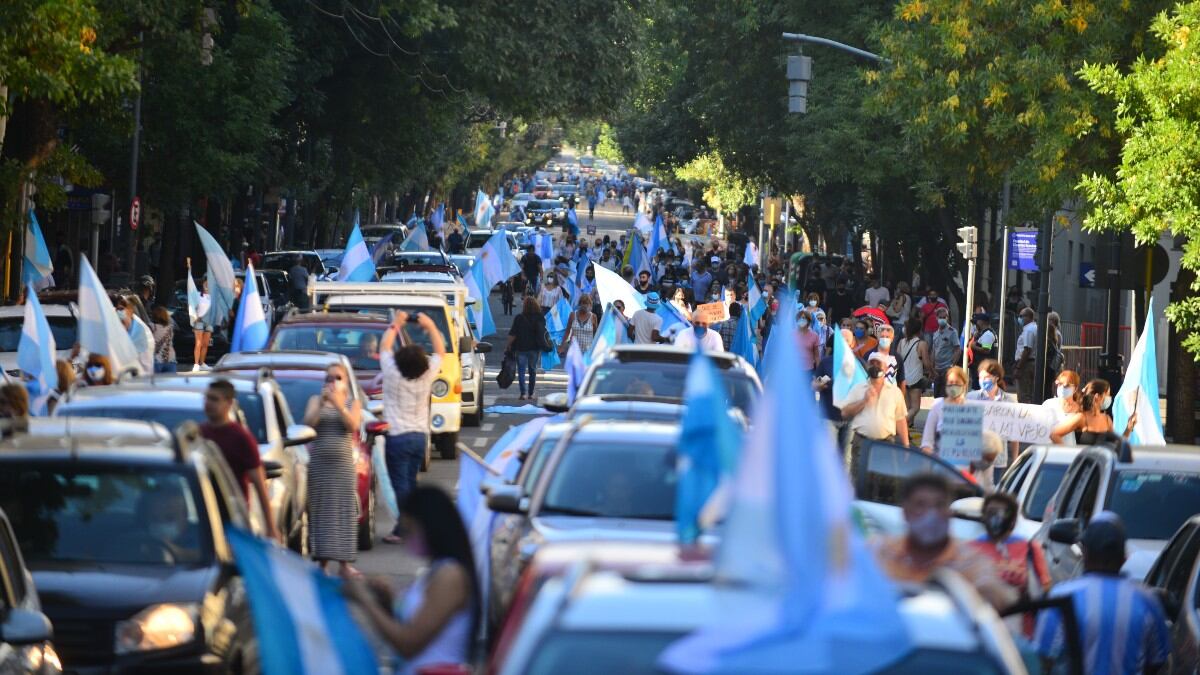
[852,306,889,325]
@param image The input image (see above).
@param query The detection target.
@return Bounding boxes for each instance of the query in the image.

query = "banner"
[939,404,984,464]
[969,399,1056,445]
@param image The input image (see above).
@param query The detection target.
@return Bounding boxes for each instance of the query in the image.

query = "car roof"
[598,344,749,370]
[565,420,680,444]
[216,350,348,370]
[1117,445,1200,470]
[276,311,390,326]
[263,250,318,257]
[57,386,206,409]
[381,272,458,284]
[0,418,181,462]
[0,304,74,318]
[323,293,448,308]
[128,372,266,393]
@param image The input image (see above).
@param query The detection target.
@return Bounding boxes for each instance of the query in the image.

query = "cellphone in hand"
[406,312,421,323]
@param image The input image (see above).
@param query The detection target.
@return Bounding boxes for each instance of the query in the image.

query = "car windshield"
[396,253,446,266]
[529,200,561,210]
[513,193,534,201]
[0,315,76,352]
[261,253,320,273]
[362,227,400,239]
[270,326,384,373]
[0,464,212,566]
[541,441,677,520]
[466,233,495,248]
[1023,462,1069,522]
[583,361,758,413]
[260,272,290,304]
[1106,470,1200,540]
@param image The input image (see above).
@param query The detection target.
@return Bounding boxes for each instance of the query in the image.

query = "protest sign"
[970,399,1056,445]
[940,404,984,463]
[695,301,729,324]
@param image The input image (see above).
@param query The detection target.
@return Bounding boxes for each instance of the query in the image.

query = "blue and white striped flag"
[747,274,767,325]
[587,304,628,365]
[1113,298,1165,444]
[336,214,377,282]
[649,213,670,259]
[474,190,495,229]
[565,340,587,405]
[186,268,202,327]
[477,229,522,288]
[399,224,430,252]
[77,256,140,375]
[675,353,741,545]
[464,262,496,338]
[566,207,579,236]
[18,286,57,415]
[542,297,572,370]
[370,231,400,265]
[231,264,270,353]
[430,203,446,234]
[832,325,868,408]
[23,209,54,291]
[194,223,237,328]
[591,262,645,319]
[226,529,377,675]
[536,232,554,271]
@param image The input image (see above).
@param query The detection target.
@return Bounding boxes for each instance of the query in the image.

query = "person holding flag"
[17,285,58,415]
[23,209,55,291]
[1050,379,1137,445]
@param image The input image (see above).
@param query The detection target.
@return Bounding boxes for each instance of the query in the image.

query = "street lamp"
[782,32,887,115]
[957,225,979,369]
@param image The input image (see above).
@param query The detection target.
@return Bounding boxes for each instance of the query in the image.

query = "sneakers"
[192,363,202,372]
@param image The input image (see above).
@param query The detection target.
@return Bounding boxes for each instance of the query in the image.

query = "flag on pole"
[430,203,446,234]
[18,286,57,415]
[743,240,760,268]
[542,297,572,370]
[457,213,471,234]
[565,340,587,405]
[477,230,522,288]
[592,262,646,319]
[649,213,670,259]
[231,264,270,353]
[747,275,767,325]
[1113,299,1165,445]
[369,230,400,265]
[77,256,140,375]
[226,529,377,675]
[587,304,628,365]
[186,268,202,327]
[536,232,554,271]
[675,353,741,545]
[730,311,758,369]
[399,224,430,252]
[194,223,237,328]
[832,326,868,408]
[632,211,652,238]
[567,207,579,236]
[464,262,496,338]
[23,209,54,291]
[336,214,377,282]
[658,296,692,335]
[474,190,495,229]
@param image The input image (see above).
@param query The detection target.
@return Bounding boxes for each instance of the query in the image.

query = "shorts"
[193,321,211,332]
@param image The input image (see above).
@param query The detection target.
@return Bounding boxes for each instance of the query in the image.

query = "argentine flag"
[632,211,652,238]
[231,264,270,353]
[430,203,446,234]
[194,223,237,328]
[536,232,554,271]
[18,286,57,415]
[464,262,496,338]
[832,325,868,408]
[565,340,587,405]
[542,297,572,370]
[649,213,670,259]
[399,224,430,252]
[23,209,54,291]
[336,215,377,282]
[1113,298,1165,444]
[587,304,628,365]
[676,353,741,545]
[226,529,376,675]
[477,229,522,288]
[186,268,202,327]
[730,311,759,369]
[747,274,767,325]
[474,190,495,229]
[592,262,646,319]
[566,208,579,236]
[77,256,140,375]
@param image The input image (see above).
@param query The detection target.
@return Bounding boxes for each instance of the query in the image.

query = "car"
[380,270,460,285]
[239,269,276,332]
[464,229,522,261]
[124,372,317,553]
[950,444,1078,540]
[257,268,294,323]
[485,420,683,631]
[0,419,261,673]
[260,250,328,279]
[524,200,567,227]
[576,345,762,415]
[0,505,60,675]
[1144,515,1200,673]
[0,303,76,377]
[213,350,388,546]
[494,566,1027,675]
[509,193,535,214]
[359,224,408,250]
[447,254,475,279]
[531,183,554,199]
[1034,444,1200,583]
[267,312,389,397]
[390,250,452,269]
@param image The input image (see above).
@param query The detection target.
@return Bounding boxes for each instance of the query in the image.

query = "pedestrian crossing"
[483,365,570,385]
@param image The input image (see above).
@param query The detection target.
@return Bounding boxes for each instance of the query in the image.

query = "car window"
[269,326,385,373]
[583,361,758,413]
[0,315,76,352]
[857,441,980,505]
[997,452,1030,493]
[1071,463,1101,521]
[0,464,212,566]
[60,405,203,432]
[519,436,561,493]
[1106,471,1200,540]
[205,451,250,529]
[276,378,323,423]
[1055,461,1089,520]
[540,442,677,520]
[0,518,27,605]
[1163,528,1200,602]
[1022,463,1069,522]
[524,630,681,675]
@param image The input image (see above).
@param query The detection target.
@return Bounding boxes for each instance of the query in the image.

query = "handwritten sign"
[694,301,729,324]
[940,404,984,463]
[971,400,1056,445]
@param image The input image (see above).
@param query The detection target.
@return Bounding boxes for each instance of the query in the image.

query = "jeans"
[154,361,177,374]
[516,350,539,395]
[384,432,426,535]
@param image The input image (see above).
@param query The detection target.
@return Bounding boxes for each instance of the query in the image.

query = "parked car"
[576,345,762,416]
[0,418,262,673]
[950,444,1078,540]
[465,229,522,262]
[1144,515,1200,673]
[267,312,390,398]
[524,200,567,227]
[0,505,60,675]
[260,250,328,279]
[0,304,76,378]
[360,224,408,250]
[1034,444,1200,583]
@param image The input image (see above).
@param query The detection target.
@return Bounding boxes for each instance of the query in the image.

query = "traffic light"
[956,225,978,260]
[787,55,812,114]
[91,193,111,225]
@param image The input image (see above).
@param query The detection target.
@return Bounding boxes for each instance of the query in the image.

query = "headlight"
[432,414,445,429]
[462,365,474,380]
[115,603,197,654]
[432,379,450,398]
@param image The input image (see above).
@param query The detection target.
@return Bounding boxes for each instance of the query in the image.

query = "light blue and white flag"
[660,300,910,674]
[399,224,430,252]
[430,203,446,234]
[676,352,741,545]
[477,229,522,287]
[832,325,868,408]
[632,211,652,238]
[566,207,579,236]
[596,185,606,206]
[23,209,54,291]
[730,312,758,370]
[77,256,140,375]
[474,190,495,229]
[659,297,692,335]
[565,340,587,405]
[18,286,57,415]
[649,213,670,259]
[369,230,400,265]
[747,274,767,325]
[536,232,554,271]
[542,297,572,370]
[464,262,496,338]
[743,240,759,268]
[225,528,377,675]
[1113,299,1165,445]
[194,223,237,328]
[186,268,202,326]
[457,213,471,234]
[231,264,270,353]
[587,304,627,365]
[336,214,376,282]
[592,262,646,319]
[626,233,652,278]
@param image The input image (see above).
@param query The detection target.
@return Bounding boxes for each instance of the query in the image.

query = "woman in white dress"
[1042,369,1081,444]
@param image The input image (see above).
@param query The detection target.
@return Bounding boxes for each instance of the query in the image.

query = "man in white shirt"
[841,354,909,474]
[1013,307,1038,403]
[116,296,155,375]
[378,311,444,544]
[864,278,891,309]
[628,292,666,344]
[673,311,724,352]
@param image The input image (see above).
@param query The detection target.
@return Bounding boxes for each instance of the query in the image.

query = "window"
[61,406,204,433]
[519,436,561,493]
[1054,462,1090,520]
[1163,528,1200,602]
[269,326,387,373]
[1023,463,1069,522]
[1106,471,1200,541]
[0,519,27,605]
[540,442,677,520]
[858,441,980,506]
[0,315,76,352]
[584,361,758,413]
[998,453,1031,494]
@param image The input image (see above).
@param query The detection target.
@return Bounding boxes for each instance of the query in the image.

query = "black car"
[525,199,567,227]
[0,419,261,674]
[167,281,230,367]
[0,506,59,675]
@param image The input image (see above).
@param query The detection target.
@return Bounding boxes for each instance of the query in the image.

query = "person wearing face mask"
[841,353,909,474]
[115,296,154,375]
[967,492,1051,638]
[966,359,1019,468]
[538,271,563,312]
[850,320,877,361]
[874,474,1015,610]
[81,353,115,387]
[868,323,906,396]
[673,310,724,352]
[715,302,742,350]
[795,309,821,369]
[929,308,961,397]
[134,488,201,564]
[200,380,277,541]
[1050,379,1137,445]
[917,288,949,341]
[1042,369,1081,444]
[343,486,480,674]
[921,366,970,457]
[1013,307,1038,403]
[303,364,363,577]
[811,309,831,356]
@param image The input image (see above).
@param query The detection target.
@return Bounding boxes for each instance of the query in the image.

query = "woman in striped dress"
[561,295,599,354]
[304,364,363,577]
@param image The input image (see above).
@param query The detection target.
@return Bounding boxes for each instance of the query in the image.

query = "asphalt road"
[357,195,634,584]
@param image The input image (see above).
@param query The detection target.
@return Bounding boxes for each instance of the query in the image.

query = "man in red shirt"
[918,289,949,340]
[200,380,278,541]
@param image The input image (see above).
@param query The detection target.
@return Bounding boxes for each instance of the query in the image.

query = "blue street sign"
[1079,262,1096,288]
[1007,230,1039,272]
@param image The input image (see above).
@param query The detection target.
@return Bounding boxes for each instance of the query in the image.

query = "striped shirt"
[380,351,442,436]
[1034,572,1171,674]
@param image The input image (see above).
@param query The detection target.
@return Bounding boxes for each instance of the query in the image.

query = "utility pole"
[996,176,1012,361]
[1098,233,1124,388]
[1033,213,1055,401]
[125,32,144,279]
[957,226,979,370]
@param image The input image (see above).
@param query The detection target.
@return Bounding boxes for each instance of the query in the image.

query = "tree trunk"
[1167,266,1197,443]
[155,204,182,305]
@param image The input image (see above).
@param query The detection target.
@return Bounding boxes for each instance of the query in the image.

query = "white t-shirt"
[629,309,663,344]
[381,351,443,435]
[1015,321,1038,358]
[865,286,891,308]
[845,381,907,439]
[1042,396,1076,445]
[673,327,725,352]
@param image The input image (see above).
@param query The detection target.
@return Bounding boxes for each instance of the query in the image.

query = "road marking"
[482,422,495,432]
[473,437,487,448]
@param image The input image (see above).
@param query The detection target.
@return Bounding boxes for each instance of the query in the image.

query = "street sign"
[129,197,142,231]
[762,198,783,226]
[1007,229,1038,272]
[1079,262,1096,288]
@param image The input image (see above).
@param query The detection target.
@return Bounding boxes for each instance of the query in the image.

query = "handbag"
[496,353,516,389]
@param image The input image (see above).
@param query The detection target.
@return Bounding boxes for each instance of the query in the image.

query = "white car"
[465,229,522,262]
[0,303,76,376]
[951,445,1078,541]
[577,345,762,416]
[509,193,535,214]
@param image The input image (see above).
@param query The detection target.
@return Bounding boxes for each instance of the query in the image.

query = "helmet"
[136,275,156,292]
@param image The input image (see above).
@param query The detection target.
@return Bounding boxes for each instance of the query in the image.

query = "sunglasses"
[325,375,344,383]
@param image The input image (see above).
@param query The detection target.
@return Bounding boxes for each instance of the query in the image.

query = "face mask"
[86,366,106,382]
[1057,385,1075,399]
[937,318,948,328]
[149,521,181,541]
[980,378,996,392]
[693,325,706,337]
[867,365,883,380]
[797,318,809,328]
[1016,317,1025,327]
[945,384,964,399]
[910,510,949,546]
[879,337,892,349]
[808,299,817,307]
[984,512,1012,539]
[1101,395,1112,411]
[853,328,865,339]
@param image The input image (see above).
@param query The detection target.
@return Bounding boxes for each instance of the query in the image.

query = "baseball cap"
[1080,511,1126,559]
[645,292,660,308]
[710,256,721,264]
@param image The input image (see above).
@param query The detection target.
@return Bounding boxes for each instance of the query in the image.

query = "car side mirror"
[459,336,474,354]
[0,608,52,645]
[284,424,317,447]
[539,392,569,413]
[263,460,284,480]
[487,485,526,514]
[950,496,984,522]
[475,341,493,354]
[365,420,389,437]
[1048,518,1082,544]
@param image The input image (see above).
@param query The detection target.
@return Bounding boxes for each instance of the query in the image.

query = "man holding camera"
[841,352,909,475]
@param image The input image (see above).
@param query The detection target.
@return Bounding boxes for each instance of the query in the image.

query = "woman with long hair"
[966,359,1018,468]
[303,363,363,577]
[191,263,213,371]
[1050,379,1136,445]
[898,317,933,429]
[1042,369,1081,443]
[151,305,177,373]
[344,486,479,672]
[505,296,546,401]
[920,366,968,457]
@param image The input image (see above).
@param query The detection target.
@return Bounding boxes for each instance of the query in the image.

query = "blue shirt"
[1034,572,1170,675]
